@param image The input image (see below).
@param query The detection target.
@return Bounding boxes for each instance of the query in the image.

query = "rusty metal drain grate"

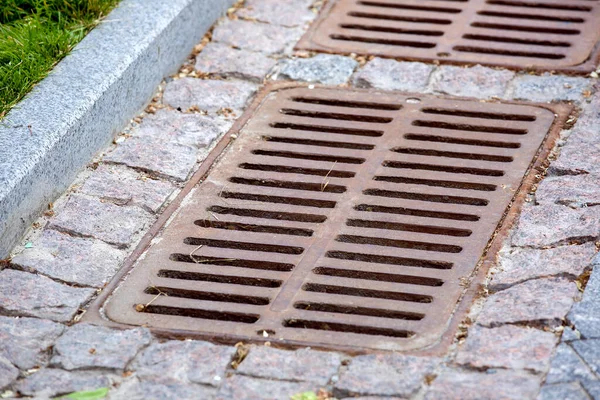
[90,85,568,352]
[296,0,600,73]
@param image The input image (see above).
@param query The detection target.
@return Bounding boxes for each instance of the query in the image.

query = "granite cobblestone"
[195,43,276,82]
[352,58,434,92]
[236,0,315,27]
[276,54,358,85]
[429,65,514,98]
[212,19,303,55]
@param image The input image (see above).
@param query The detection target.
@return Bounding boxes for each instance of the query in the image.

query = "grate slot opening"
[221,192,337,209]
[485,0,592,12]
[229,177,347,193]
[141,305,259,323]
[145,286,270,305]
[303,283,433,303]
[405,133,521,149]
[392,147,513,162]
[421,108,536,121]
[294,301,425,320]
[326,250,453,270]
[477,10,585,23]
[359,1,462,13]
[263,136,375,150]
[283,319,414,338]
[158,270,283,288]
[336,234,463,253]
[252,149,365,164]
[348,11,453,25]
[470,22,580,35]
[207,206,328,223]
[330,34,437,48]
[240,163,355,178]
[271,122,383,137]
[384,161,505,177]
[170,254,294,272]
[280,108,393,123]
[364,188,489,206]
[290,96,402,110]
[313,267,444,287]
[374,175,497,192]
[347,218,472,237]
[184,237,304,255]
[453,46,566,60]
[413,120,527,135]
[339,24,444,37]
[462,34,571,48]
[194,219,314,237]
[355,203,480,221]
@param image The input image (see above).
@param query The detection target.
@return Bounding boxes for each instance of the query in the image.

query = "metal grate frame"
[296,0,600,74]
[85,83,571,354]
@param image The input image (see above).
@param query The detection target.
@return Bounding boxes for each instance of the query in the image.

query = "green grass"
[0,0,119,119]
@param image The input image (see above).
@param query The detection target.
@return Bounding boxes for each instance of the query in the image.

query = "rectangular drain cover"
[93,85,567,352]
[296,0,600,73]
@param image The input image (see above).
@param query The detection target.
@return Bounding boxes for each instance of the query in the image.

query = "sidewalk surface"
[1,0,600,399]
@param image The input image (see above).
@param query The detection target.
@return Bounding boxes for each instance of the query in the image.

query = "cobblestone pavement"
[1,0,600,399]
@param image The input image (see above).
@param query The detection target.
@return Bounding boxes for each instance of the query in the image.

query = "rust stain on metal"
[296,0,600,74]
[86,84,570,353]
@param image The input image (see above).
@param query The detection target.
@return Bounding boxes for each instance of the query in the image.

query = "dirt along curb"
[0,0,236,258]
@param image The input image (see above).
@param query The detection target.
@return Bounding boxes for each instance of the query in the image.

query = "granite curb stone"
[0,0,236,258]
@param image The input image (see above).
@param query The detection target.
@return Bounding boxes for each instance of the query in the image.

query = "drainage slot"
[374,175,497,192]
[470,22,580,35]
[330,35,437,48]
[337,234,462,253]
[348,11,453,25]
[194,219,314,237]
[291,97,402,110]
[183,238,305,255]
[170,254,294,272]
[462,34,571,48]
[453,46,566,60]
[253,149,365,164]
[405,133,521,149]
[207,206,327,223]
[283,319,414,338]
[326,250,453,270]
[280,108,393,123]
[413,120,527,135]
[141,305,260,323]
[355,203,480,221]
[364,189,489,206]
[158,270,283,288]
[384,161,504,177]
[339,24,444,37]
[221,192,337,209]
[263,136,375,150]
[392,147,513,162]
[229,177,347,193]
[313,267,444,287]
[240,163,355,178]
[303,283,433,303]
[421,108,536,121]
[145,286,270,305]
[294,301,425,320]
[347,218,472,237]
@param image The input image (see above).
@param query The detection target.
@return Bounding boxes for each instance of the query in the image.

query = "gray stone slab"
[49,195,153,248]
[216,375,316,400]
[0,0,235,259]
[538,382,590,400]
[0,316,65,370]
[80,164,176,213]
[237,346,343,385]
[17,368,115,398]
[129,340,236,386]
[352,58,434,92]
[536,175,600,208]
[546,343,597,385]
[162,78,257,114]
[572,340,600,375]
[52,323,152,370]
[490,243,596,291]
[456,325,557,373]
[0,356,18,391]
[425,368,541,400]
[195,43,276,82]
[477,278,579,327]
[0,269,95,322]
[334,354,439,398]
[507,74,592,103]
[582,381,600,400]
[511,204,600,248]
[277,54,358,85]
[236,0,315,27]
[429,65,514,98]
[11,229,126,287]
[212,19,303,55]
[112,378,216,400]
[569,262,600,338]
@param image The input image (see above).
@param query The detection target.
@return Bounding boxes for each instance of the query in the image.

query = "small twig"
[189,244,204,263]
[321,161,337,191]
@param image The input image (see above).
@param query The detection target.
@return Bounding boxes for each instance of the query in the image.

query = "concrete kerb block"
[0,0,236,258]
